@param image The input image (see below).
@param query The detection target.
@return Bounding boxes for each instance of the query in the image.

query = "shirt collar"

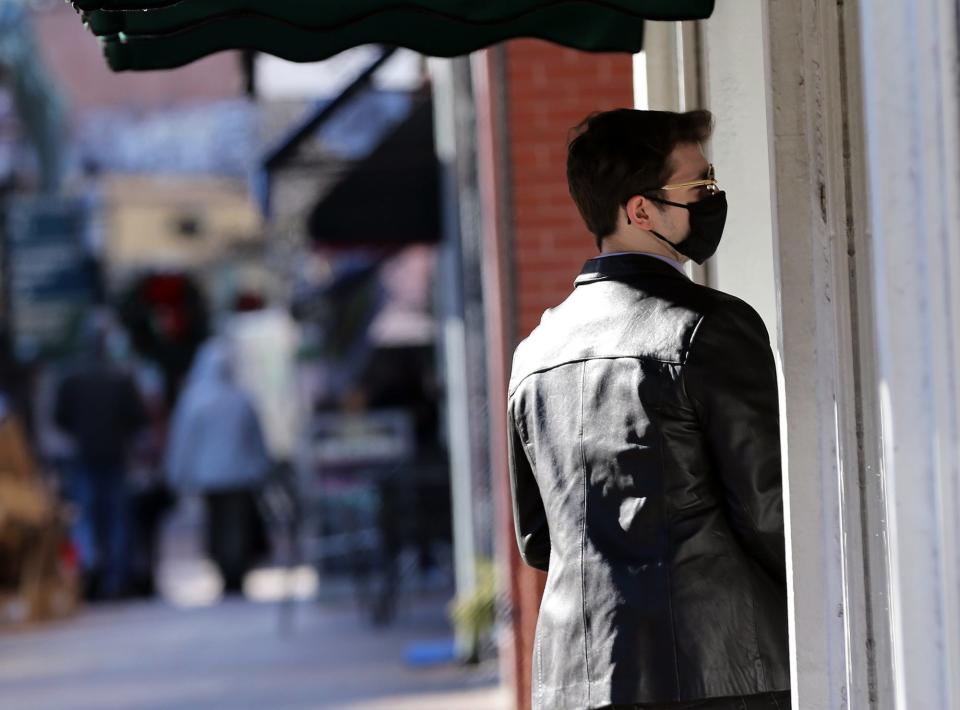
[592,250,687,275]
[574,251,691,287]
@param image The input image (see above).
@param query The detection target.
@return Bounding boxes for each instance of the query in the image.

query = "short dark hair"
[566,109,713,249]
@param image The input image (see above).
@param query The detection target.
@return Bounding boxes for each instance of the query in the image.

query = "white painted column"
[858,2,960,708]
[765,1,894,707]
[429,57,479,659]
[704,5,852,707]
[701,2,893,707]
[699,4,778,344]
[642,6,907,707]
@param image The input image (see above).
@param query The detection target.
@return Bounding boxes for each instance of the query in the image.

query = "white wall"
[859,1,960,707]
[700,5,779,345]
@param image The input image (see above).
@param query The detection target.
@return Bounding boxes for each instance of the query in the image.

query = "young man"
[507,110,790,710]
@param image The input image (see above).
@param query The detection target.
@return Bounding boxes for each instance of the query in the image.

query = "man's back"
[55,364,146,468]
[507,254,788,709]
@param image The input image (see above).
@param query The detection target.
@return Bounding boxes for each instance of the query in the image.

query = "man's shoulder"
[656,277,756,315]
[688,286,770,340]
[508,279,735,395]
[684,288,773,370]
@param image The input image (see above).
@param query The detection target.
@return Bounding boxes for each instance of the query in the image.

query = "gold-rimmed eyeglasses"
[658,164,719,195]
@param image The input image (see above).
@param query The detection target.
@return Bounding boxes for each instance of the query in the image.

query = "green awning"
[71,1,715,72]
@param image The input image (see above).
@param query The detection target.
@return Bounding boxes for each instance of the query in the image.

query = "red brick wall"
[483,40,634,710]
[505,41,633,338]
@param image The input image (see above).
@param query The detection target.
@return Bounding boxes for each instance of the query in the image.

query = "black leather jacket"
[507,253,789,710]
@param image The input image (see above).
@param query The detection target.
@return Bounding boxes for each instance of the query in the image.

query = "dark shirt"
[54,365,147,469]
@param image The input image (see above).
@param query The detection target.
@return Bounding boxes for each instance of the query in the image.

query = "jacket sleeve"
[507,400,550,571]
[682,300,786,583]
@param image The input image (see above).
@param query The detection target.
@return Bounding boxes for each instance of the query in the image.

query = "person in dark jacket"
[507,109,789,710]
[55,322,147,600]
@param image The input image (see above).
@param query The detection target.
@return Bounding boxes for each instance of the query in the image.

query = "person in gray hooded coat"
[165,339,271,593]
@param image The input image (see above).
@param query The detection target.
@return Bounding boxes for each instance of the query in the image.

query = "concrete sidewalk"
[0,594,508,710]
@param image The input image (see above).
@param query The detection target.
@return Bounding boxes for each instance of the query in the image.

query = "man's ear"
[624,194,657,231]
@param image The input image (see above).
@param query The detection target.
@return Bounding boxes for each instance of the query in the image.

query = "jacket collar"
[574,252,690,287]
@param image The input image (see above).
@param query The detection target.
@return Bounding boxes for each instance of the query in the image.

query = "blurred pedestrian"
[54,319,147,600]
[165,340,271,595]
[127,362,176,598]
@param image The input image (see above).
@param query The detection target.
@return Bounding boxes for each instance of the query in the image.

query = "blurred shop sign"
[309,409,414,468]
[6,197,96,360]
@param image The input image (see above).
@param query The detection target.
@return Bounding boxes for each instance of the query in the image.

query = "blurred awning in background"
[70,1,715,71]
[306,96,439,248]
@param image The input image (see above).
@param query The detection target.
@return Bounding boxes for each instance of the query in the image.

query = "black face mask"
[647,191,728,265]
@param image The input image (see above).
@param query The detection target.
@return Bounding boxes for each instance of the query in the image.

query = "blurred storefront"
[99,175,263,296]
[0,2,75,629]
